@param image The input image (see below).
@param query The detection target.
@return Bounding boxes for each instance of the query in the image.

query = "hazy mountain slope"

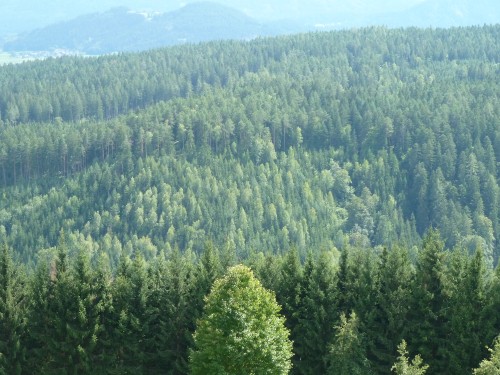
[3,2,301,54]
[390,0,500,27]
[0,0,424,37]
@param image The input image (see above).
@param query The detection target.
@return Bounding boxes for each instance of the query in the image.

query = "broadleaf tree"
[189,264,293,375]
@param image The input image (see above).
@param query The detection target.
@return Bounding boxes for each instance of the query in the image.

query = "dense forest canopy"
[0,24,500,375]
[0,26,499,266]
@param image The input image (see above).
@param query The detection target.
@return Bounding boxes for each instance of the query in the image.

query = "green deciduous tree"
[189,264,292,375]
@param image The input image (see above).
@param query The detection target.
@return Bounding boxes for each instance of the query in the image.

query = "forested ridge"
[0,25,500,373]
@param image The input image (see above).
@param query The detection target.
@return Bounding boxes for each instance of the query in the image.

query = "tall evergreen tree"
[391,340,429,375]
[408,229,447,374]
[110,255,149,374]
[163,247,196,375]
[275,246,303,373]
[369,246,414,374]
[24,259,52,374]
[0,244,25,375]
[445,247,488,374]
[327,312,372,375]
[473,336,500,375]
[295,251,337,375]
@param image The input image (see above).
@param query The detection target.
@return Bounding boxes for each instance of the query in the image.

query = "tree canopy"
[189,264,293,375]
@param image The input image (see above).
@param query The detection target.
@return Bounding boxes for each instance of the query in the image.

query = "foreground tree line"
[1,229,500,374]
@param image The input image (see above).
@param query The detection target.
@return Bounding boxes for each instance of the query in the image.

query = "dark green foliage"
[0,231,499,373]
[110,255,149,374]
[295,251,338,375]
[327,312,372,375]
[0,245,25,375]
[0,24,499,374]
[444,248,489,374]
[275,247,303,372]
[368,246,414,374]
[408,230,447,374]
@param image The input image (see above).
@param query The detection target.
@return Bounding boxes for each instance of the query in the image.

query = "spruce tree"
[408,229,447,374]
[445,247,488,374]
[276,246,303,373]
[24,260,52,373]
[110,255,148,374]
[369,246,414,374]
[0,244,25,375]
[473,336,500,375]
[295,251,337,375]
[327,312,372,375]
[163,247,197,375]
[391,340,429,375]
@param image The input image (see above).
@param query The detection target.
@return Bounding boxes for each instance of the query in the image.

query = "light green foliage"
[328,311,371,375]
[391,340,429,375]
[189,264,293,375]
[474,337,500,375]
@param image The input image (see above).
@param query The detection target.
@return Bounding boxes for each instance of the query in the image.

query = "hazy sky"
[0,0,430,35]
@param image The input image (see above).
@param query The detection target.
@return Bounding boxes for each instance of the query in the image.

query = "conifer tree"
[473,337,500,375]
[142,254,169,374]
[0,244,25,375]
[163,247,197,375]
[295,251,337,375]
[110,255,148,374]
[276,246,303,372]
[369,246,414,374]
[391,340,428,375]
[327,312,372,375]
[445,247,488,374]
[408,229,447,374]
[24,260,52,373]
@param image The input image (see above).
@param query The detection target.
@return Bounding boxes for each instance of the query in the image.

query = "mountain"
[0,1,424,37]
[381,0,500,27]
[3,2,301,55]
[2,0,499,55]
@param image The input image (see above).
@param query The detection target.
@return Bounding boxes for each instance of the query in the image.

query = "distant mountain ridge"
[3,2,301,55]
[2,0,499,55]
[385,0,500,27]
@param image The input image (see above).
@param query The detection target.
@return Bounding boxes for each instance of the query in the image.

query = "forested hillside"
[0,26,499,265]
[1,25,500,374]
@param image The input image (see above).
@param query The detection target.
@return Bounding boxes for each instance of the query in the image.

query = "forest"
[0,25,500,373]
